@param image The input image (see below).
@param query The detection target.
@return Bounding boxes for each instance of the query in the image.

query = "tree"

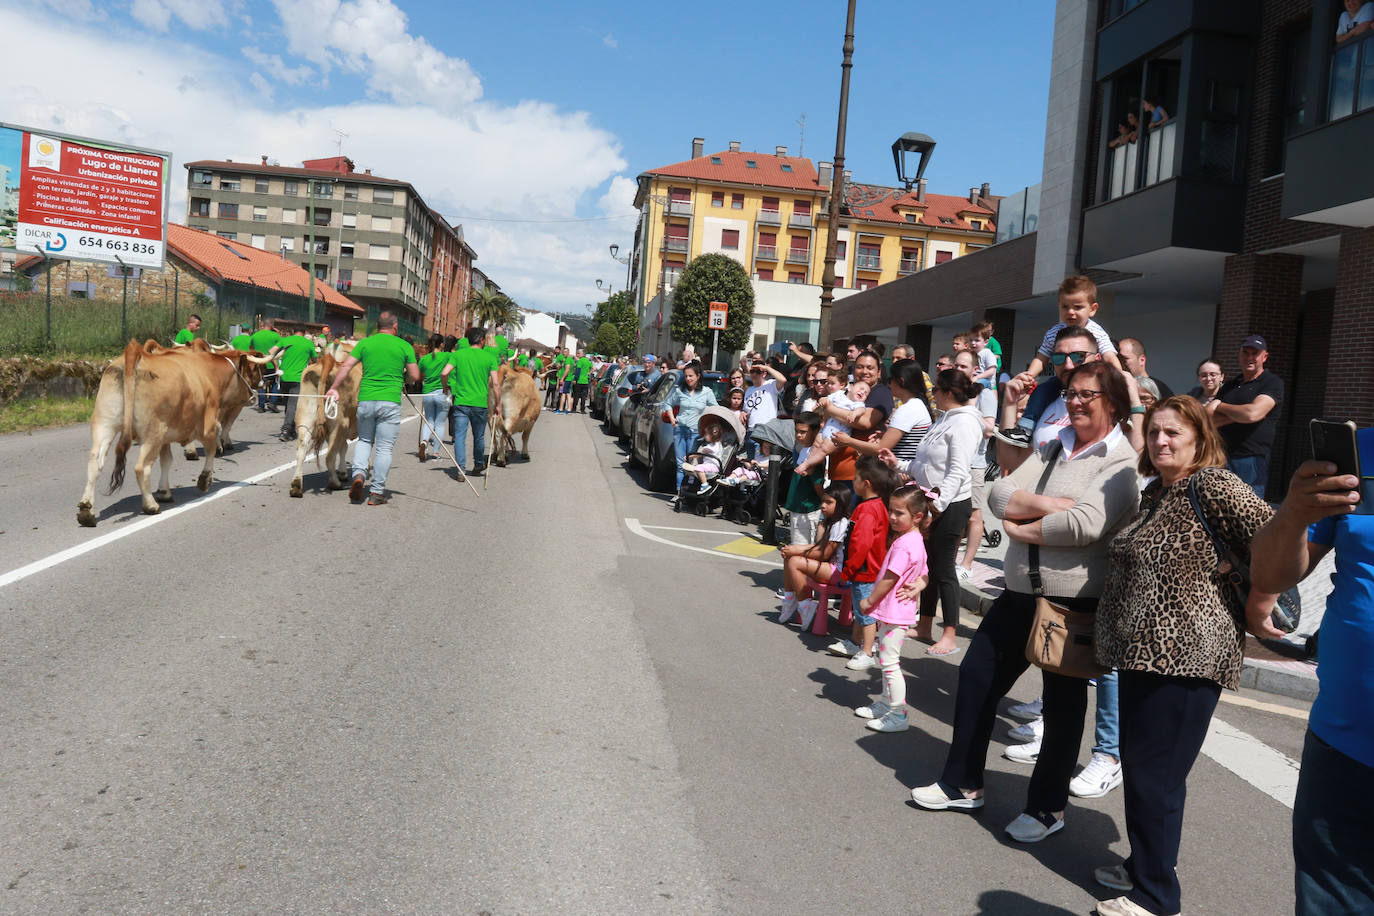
[591,323,623,356]
[590,290,637,356]
[670,253,755,354]
[466,288,523,333]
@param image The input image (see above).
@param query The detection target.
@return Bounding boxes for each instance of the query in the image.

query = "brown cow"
[77,340,269,526]
[180,340,264,460]
[288,344,362,497]
[489,363,541,467]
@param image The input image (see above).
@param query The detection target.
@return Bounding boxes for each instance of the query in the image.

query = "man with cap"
[1208,334,1284,498]
[632,353,661,397]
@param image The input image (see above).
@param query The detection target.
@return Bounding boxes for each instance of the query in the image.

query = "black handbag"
[1186,472,1302,634]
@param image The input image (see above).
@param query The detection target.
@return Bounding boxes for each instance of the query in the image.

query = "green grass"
[0,292,253,358]
[0,394,94,434]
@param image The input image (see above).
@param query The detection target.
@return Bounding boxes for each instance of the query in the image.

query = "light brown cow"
[181,340,264,460]
[288,346,362,497]
[489,363,541,466]
[77,340,269,526]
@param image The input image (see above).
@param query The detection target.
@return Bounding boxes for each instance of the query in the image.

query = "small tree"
[590,290,638,356]
[670,253,754,354]
[592,323,623,356]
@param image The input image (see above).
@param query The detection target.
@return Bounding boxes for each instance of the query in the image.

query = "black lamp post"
[892,133,937,190]
[817,0,858,352]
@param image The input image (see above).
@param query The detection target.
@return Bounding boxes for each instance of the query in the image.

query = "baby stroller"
[675,406,745,516]
[718,418,796,527]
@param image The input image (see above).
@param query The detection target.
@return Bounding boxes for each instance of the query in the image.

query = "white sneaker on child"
[854,699,890,720]
[826,639,860,657]
[797,599,819,630]
[845,651,876,671]
[778,598,798,625]
[1004,737,1042,764]
[865,710,909,732]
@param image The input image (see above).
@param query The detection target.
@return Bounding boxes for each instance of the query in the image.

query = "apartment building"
[631,138,996,357]
[183,155,480,335]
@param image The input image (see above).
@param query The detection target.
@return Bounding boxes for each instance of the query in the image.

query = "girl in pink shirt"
[854,485,935,733]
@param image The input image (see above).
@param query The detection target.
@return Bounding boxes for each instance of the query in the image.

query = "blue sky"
[2,0,1055,313]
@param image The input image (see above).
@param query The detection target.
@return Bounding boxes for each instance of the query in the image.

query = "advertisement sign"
[708,301,729,330]
[0,122,170,269]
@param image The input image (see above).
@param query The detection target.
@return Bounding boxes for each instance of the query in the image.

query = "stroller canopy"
[749,417,796,456]
[697,406,745,445]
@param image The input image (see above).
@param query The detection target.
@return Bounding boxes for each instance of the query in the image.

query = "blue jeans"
[1017,376,1062,433]
[851,581,877,626]
[1228,455,1268,499]
[1295,729,1374,914]
[258,371,280,409]
[1093,668,1120,758]
[673,424,699,491]
[352,400,402,495]
[420,392,448,455]
[451,404,488,470]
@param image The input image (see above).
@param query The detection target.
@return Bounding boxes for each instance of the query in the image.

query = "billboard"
[0,122,171,269]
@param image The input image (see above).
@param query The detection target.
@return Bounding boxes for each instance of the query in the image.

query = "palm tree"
[466,288,523,335]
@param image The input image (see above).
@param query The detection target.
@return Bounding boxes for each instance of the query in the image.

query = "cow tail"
[312,355,337,460]
[109,339,141,492]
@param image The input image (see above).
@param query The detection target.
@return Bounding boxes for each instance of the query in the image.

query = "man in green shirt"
[174,314,201,346]
[493,326,509,365]
[441,325,500,476]
[230,331,252,351]
[261,333,317,441]
[571,348,594,414]
[249,319,283,412]
[325,311,419,505]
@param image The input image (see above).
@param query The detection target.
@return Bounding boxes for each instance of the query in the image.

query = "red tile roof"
[644,150,822,192]
[167,224,363,315]
[843,183,996,233]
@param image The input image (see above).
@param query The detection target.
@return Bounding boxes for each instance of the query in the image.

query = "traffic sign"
[708,301,729,330]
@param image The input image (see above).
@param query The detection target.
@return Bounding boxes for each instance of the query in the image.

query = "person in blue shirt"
[1252,439,1374,915]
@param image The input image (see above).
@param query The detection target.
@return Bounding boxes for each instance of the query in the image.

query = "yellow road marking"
[713,536,778,558]
[1219,692,1310,720]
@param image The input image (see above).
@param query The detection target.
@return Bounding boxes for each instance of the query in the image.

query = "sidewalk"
[958,516,1324,702]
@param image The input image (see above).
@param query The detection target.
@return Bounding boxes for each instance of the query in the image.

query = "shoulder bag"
[1023,442,1111,679]
[1185,471,1301,634]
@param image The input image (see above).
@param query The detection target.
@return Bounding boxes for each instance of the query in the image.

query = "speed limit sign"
[708,301,729,330]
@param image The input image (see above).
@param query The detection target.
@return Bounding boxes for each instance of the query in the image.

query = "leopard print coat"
[1096,467,1274,689]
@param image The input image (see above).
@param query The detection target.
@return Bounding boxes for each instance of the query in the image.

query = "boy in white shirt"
[794,379,870,474]
[970,321,999,390]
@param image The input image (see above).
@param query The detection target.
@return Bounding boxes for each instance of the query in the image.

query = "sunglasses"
[1049,351,1093,366]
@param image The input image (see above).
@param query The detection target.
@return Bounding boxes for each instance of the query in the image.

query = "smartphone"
[1310,419,1374,514]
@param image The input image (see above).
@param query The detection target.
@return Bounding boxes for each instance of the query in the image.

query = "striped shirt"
[888,397,933,462]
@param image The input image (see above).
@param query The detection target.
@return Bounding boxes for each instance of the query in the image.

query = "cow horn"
[245,352,275,364]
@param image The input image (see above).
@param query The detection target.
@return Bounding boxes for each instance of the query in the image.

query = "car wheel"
[647,437,675,492]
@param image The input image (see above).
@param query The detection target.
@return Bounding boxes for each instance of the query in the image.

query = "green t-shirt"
[175,327,196,345]
[494,334,508,361]
[419,350,449,394]
[448,346,499,408]
[516,354,528,367]
[249,329,281,354]
[351,333,417,403]
[988,336,1003,372]
[230,334,251,351]
[784,465,825,515]
[277,334,316,384]
[457,338,471,349]
[531,357,543,373]
[574,356,593,384]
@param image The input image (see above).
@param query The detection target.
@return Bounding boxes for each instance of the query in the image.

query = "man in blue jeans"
[1207,334,1283,498]
[442,326,500,476]
[1253,450,1374,914]
[325,311,419,505]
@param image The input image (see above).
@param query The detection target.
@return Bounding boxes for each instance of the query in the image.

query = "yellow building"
[631,138,998,352]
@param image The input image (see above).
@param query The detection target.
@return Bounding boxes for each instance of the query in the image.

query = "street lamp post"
[818,0,857,353]
[609,243,632,304]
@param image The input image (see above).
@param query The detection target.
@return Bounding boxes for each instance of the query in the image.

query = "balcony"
[789,212,813,228]
[664,269,683,287]
[756,208,782,225]
[1105,121,1177,201]
[785,248,810,264]
[667,199,693,216]
[1081,177,1244,267]
[854,253,882,271]
[755,245,778,261]
[1095,0,1258,81]
[662,237,689,253]
[898,257,921,275]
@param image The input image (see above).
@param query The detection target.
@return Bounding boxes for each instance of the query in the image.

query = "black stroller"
[675,407,746,516]
[717,418,796,527]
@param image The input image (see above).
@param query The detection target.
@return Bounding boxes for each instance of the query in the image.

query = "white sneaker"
[854,699,891,719]
[778,598,798,625]
[845,651,876,670]
[1003,737,1041,764]
[910,782,984,810]
[1007,696,1044,721]
[1070,752,1124,799]
[956,566,972,582]
[797,599,819,630]
[1005,811,1064,843]
[1008,717,1044,744]
[1094,896,1174,916]
[826,639,860,657]
[1094,864,1133,891]
[866,710,909,732]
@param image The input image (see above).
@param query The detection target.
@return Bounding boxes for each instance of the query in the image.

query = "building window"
[283,180,299,196]
[342,213,356,228]
[367,272,388,288]
[711,191,724,207]
[190,198,210,218]
[721,229,740,249]
[312,207,331,227]
[856,243,881,270]
[217,202,239,219]
[710,156,722,164]
[340,242,355,258]
[900,247,921,272]
[344,184,359,200]
[369,244,391,260]
[217,231,237,240]
[373,188,394,204]
[191,169,212,187]
[254,178,269,194]
[935,250,954,264]
[372,215,392,232]
[251,234,266,250]
[314,264,329,280]
[761,196,779,213]
[252,206,267,221]
[745,159,758,169]
[794,200,811,215]
[338,268,353,288]
[281,208,297,224]
[787,271,805,284]
[280,237,295,252]
[220,176,240,191]
[1275,24,1310,172]
[731,193,744,209]
[310,237,330,255]
[856,278,877,291]
[836,240,847,258]
[756,268,774,281]
[905,213,917,223]
[757,231,777,260]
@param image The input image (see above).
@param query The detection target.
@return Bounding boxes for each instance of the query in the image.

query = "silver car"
[605,367,645,437]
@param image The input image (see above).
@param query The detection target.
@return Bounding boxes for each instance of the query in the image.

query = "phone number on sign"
[76,237,158,255]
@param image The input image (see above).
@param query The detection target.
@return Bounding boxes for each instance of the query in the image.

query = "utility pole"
[818,0,857,353]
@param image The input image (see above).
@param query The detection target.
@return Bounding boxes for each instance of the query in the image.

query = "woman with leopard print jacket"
[1091,395,1284,916]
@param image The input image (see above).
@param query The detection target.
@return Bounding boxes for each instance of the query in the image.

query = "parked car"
[615,369,657,444]
[588,363,621,419]
[629,370,731,491]
[604,367,644,436]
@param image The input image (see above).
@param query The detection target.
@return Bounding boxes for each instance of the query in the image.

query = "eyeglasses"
[1049,351,1093,366]
[1062,388,1104,403]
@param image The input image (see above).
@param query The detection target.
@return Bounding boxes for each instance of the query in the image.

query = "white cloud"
[242,46,317,87]
[0,5,635,314]
[130,0,227,32]
[602,33,618,49]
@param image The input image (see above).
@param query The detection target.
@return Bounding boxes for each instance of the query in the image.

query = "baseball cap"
[1241,334,1269,351]
[644,353,657,362]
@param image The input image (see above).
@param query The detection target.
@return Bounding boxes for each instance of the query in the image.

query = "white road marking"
[1218,692,1310,720]
[624,517,782,567]
[0,415,418,592]
[1202,717,1301,809]
[640,523,753,535]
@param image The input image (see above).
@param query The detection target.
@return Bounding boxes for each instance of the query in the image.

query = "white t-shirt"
[1339,2,1374,36]
[818,390,866,440]
[1036,318,1116,359]
[888,397,934,462]
[743,379,781,428]
[977,346,997,386]
[972,387,997,469]
[826,517,851,569]
[1031,397,1073,451]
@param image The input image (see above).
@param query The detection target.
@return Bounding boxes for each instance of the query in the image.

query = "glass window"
[254,178,269,194]
[217,202,238,219]
[344,184,359,200]
[711,191,724,207]
[370,244,391,260]
[342,213,356,228]
[787,271,805,283]
[372,187,395,205]
[372,216,392,232]
[252,206,267,221]
[340,242,355,258]
[731,193,744,209]
[283,180,299,196]
[191,169,212,186]
[774,317,818,345]
[756,268,774,281]
[282,208,298,224]
[190,198,210,218]
[217,231,237,240]
[367,272,388,288]
[762,196,779,212]
[220,176,240,191]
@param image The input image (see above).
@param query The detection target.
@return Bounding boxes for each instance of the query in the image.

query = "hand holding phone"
[1309,419,1374,514]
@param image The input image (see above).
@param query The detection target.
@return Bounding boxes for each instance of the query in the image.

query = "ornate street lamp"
[892,132,936,190]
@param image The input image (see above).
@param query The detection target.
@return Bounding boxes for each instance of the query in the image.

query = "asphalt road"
[0,402,1310,914]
